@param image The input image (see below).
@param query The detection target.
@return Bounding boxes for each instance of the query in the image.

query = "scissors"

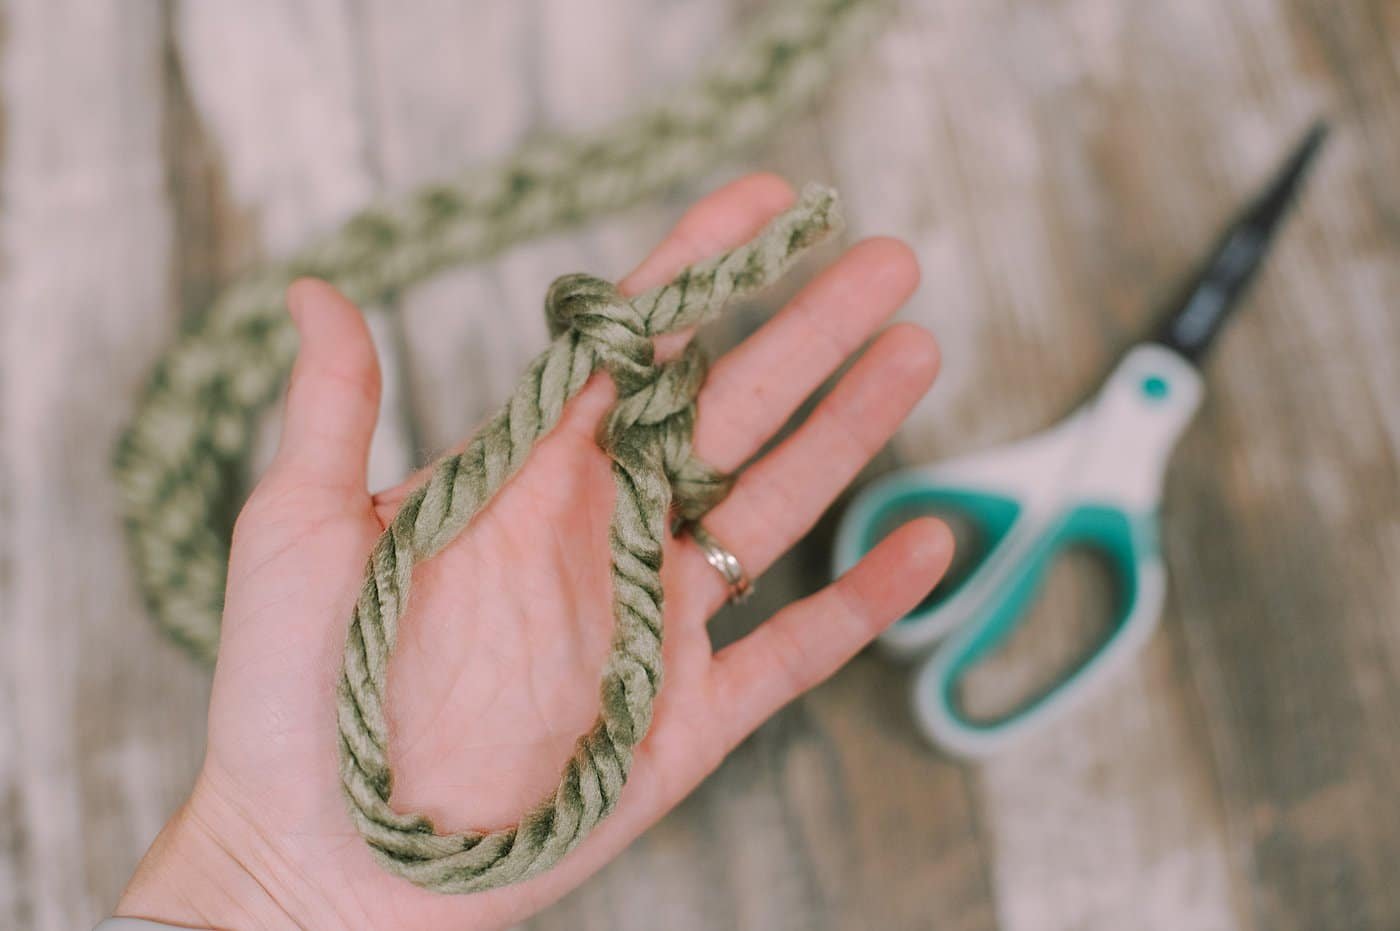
[832,123,1328,757]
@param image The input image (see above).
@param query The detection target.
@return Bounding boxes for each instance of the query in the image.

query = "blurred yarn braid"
[115,0,886,665]
[341,188,840,891]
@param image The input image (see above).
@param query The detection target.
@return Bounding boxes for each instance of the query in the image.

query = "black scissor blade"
[1154,121,1329,363]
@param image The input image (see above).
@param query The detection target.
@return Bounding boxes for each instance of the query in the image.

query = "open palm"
[118,174,952,930]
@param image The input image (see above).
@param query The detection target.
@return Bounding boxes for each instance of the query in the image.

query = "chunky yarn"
[114,0,886,665]
[338,186,841,892]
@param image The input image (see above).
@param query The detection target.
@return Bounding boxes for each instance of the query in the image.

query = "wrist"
[116,782,300,930]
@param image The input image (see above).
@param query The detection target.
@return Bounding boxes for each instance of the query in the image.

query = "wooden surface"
[1,1,1396,929]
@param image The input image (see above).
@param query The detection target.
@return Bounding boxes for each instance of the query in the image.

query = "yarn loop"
[336,186,842,893]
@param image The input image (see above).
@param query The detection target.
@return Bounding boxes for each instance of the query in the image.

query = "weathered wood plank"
[820,2,1246,928]
[0,4,209,929]
[825,0,1399,929]
[175,0,415,489]
[1165,2,1400,926]
[682,6,1005,930]
[353,0,709,461]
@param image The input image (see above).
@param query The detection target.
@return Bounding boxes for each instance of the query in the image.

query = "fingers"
[692,237,920,472]
[681,323,941,615]
[270,279,382,494]
[566,171,801,428]
[370,173,798,511]
[709,518,954,744]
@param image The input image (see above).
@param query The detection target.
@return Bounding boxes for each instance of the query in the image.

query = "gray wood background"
[2,1,1396,929]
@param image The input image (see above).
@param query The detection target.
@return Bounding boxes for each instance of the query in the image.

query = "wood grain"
[827,5,1249,929]
[0,4,208,929]
[0,1,1395,929]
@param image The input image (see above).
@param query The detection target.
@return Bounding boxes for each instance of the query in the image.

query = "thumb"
[270,278,382,495]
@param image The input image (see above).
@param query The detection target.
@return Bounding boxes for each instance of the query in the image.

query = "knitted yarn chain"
[114,0,886,665]
[339,187,841,892]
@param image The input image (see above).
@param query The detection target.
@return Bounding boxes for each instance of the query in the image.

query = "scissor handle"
[834,476,1028,655]
[832,405,1094,659]
[911,504,1166,757]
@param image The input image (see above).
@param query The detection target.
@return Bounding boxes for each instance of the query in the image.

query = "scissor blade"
[1154,121,1329,363]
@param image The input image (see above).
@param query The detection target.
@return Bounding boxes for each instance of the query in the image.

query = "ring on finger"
[687,523,753,605]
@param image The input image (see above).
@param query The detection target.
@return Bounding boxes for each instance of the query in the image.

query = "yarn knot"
[545,273,654,394]
[544,272,730,520]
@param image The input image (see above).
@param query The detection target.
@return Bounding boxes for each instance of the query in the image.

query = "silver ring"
[689,524,753,604]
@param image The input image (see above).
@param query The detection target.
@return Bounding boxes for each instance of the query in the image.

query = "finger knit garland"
[339,186,841,892]
[113,0,886,666]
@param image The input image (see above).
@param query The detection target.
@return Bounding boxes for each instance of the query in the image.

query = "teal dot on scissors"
[1141,374,1170,401]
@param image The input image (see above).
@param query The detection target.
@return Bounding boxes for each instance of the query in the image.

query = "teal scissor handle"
[911,502,1167,757]
[833,475,1026,655]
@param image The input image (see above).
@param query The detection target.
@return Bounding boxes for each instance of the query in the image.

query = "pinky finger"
[708,518,955,746]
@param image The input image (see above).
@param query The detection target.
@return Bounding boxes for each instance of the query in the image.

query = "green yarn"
[114,0,885,665]
[339,187,841,892]
[112,0,882,896]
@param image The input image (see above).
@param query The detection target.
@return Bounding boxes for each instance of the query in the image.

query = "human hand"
[116,174,952,930]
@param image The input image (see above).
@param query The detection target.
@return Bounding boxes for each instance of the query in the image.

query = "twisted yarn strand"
[338,187,842,892]
[114,0,886,665]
